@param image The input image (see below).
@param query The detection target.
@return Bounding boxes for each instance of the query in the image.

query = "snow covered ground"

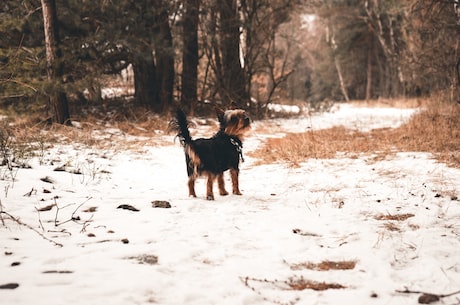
[1,104,459,305]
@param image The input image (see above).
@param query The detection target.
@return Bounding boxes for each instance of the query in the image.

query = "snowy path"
[1,104,459,305]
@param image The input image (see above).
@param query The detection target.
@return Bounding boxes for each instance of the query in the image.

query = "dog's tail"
[169,109,192,147]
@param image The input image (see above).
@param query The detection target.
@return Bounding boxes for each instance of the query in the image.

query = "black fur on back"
[169,108,243,176]
[190,131,242,176]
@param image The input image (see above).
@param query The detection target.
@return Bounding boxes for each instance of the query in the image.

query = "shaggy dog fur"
[170,108,251,200]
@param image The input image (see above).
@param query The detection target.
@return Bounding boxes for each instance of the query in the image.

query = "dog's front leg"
[206,173,216,200]
[230,168,242,195]
[217,173,229,196]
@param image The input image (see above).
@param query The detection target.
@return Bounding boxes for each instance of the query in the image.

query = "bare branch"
[0,211,63,247]
[396,287,460,304]
[54,197,93,229]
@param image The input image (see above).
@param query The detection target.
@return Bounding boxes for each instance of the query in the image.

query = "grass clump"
[286,277,346,291]
[374,213,415,221]
[0,101,170,155]
[290,260,356,271]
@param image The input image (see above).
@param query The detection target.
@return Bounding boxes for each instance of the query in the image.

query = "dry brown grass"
[374,213,415,221]
[250,99,460,168]
[382,222,401,232]
[243,276,346,293]
[71,103,169,138]
[2,98,459,165]
[0,104,170,154]
[290,260,356,271]
[286,277,346,291]
[374,213,415,233]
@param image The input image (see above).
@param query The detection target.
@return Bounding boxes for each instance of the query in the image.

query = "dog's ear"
[215,107,225,123]
[229,101,238,110]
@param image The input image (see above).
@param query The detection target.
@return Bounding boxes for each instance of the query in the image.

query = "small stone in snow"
[117,204,139,212]
[40,176,55,184]
[152,200,171,208]
[418,293,440,304]
[0,283,19,289]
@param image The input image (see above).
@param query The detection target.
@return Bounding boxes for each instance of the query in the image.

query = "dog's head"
[216,107,251,138]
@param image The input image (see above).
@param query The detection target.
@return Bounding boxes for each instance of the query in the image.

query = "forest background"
[0,0,459,124]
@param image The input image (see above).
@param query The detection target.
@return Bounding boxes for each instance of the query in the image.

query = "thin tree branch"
[0,211,63,247]
[396,287,460,304]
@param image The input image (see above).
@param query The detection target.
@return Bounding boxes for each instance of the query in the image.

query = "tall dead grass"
[71,102,169,138]
[0,103,170,154]
[250,100,460,168]
[2,98,458,167]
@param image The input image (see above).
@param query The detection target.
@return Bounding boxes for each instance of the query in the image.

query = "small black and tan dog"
[170,107,251,200]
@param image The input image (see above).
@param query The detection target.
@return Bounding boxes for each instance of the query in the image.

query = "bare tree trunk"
[334,57,349,102]
[366,39,373,101]
[365,0,403,98]
[327,21,349,102]
[218,0,249,106]
[153,1,175,113]
[453,40,459,101]
[181,0,199,114]
[41,0,71,125]
[133,51,159,109]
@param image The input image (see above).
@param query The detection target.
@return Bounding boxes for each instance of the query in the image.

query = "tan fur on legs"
[188,176,197,197]
[217,173,229,196]
[230,168,242,195]
[206,172,216,200]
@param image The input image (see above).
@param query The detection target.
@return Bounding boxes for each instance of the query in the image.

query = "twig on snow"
[48,229,72,236]
[0,210,63,247]
[80,214,93,233]
[241,276,299,305]
[34,207,45,231]
[54,197,92,227]
[396,287,460,304]
[0,200,4,226]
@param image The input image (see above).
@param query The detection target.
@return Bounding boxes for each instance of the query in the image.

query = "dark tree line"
[1,0,301,121]
[0,0,459,124]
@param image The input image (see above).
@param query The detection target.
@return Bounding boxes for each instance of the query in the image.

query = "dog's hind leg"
[206,173,216,200]
[188,176,197,197]
[230,168,242,195]
[217,173,229,196]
